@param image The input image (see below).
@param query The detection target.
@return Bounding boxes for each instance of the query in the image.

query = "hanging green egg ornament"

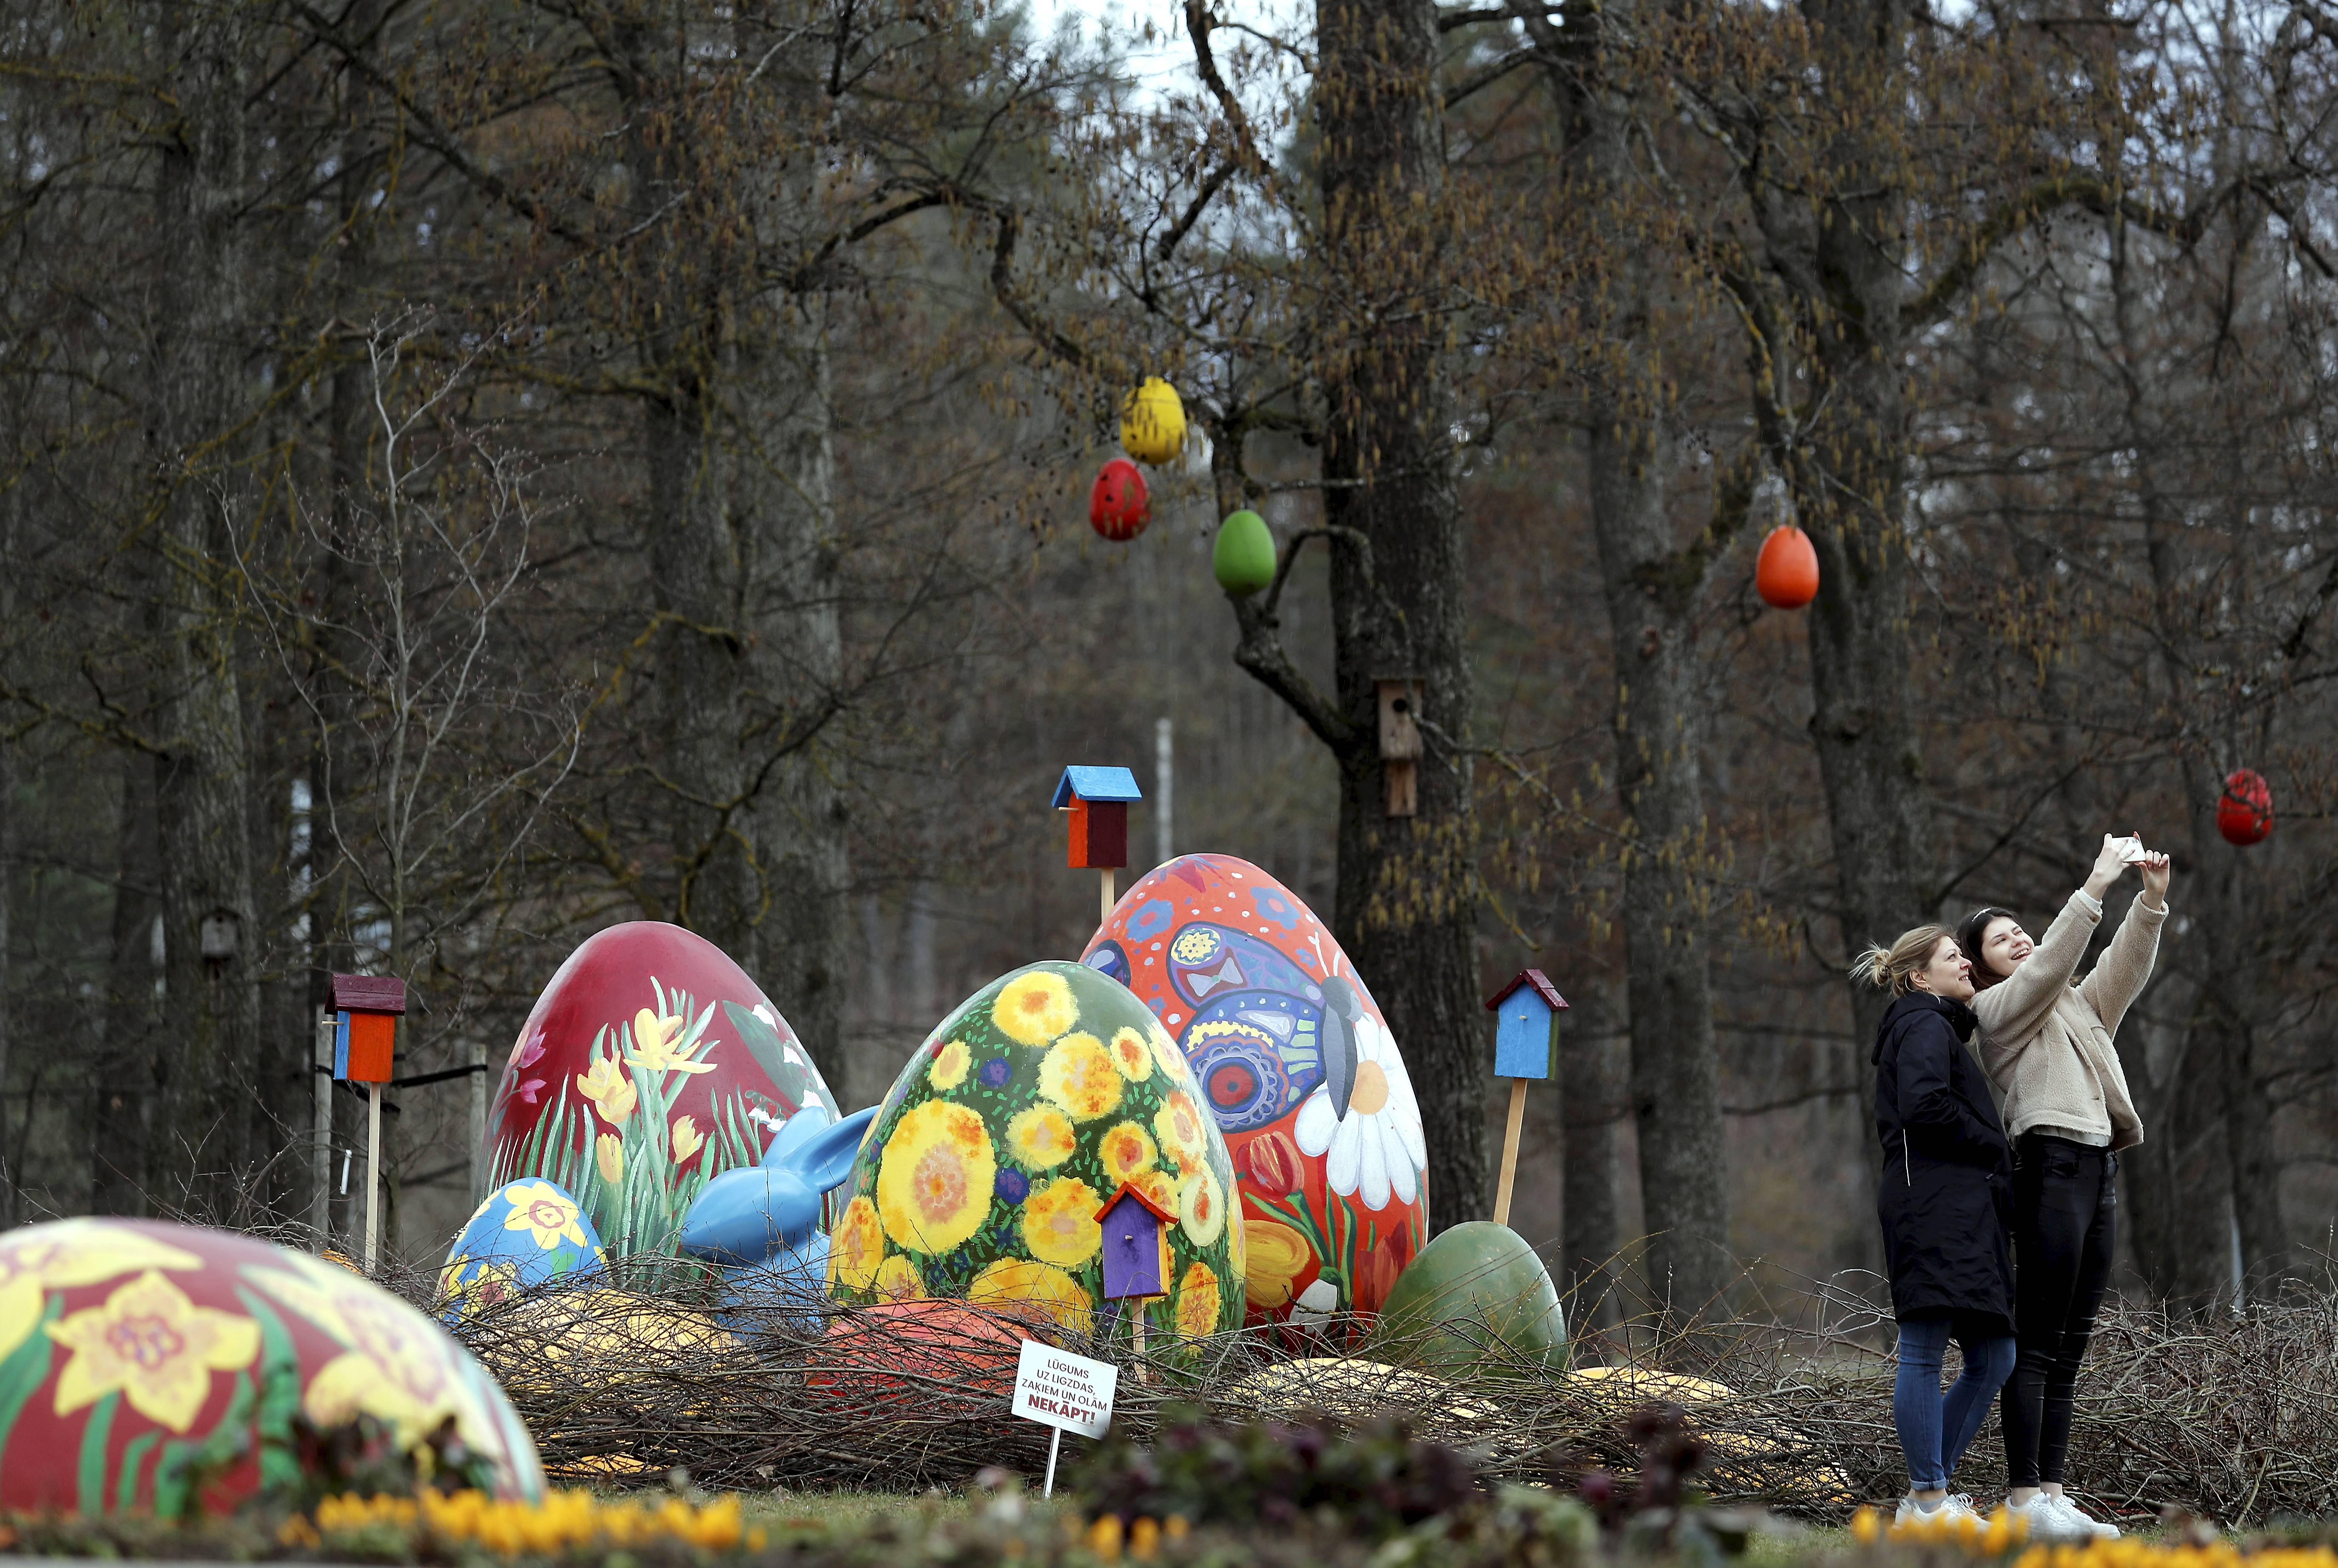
[1120,378,1188,466]
[1213,509,1277,596]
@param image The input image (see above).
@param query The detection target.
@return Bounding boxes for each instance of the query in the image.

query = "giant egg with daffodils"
[0,1218,542,1514]
[1080,854,1428,1329]
[483,921,838,1268]
[828,961,1246,1344]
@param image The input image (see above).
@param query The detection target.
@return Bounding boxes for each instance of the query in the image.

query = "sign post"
[1012,1340,1118,1497]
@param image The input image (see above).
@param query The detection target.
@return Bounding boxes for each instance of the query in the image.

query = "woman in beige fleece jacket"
[1953,835,2170,1542]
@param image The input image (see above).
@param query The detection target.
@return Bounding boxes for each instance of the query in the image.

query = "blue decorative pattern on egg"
[438,1178,608,1323]
[1184,990,1325,1131]
[1166,924,1323,1008]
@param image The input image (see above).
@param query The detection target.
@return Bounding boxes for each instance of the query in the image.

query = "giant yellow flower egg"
[831,962,1244,1344]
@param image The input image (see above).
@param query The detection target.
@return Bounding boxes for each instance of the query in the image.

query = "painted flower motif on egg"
[829,962,1246,1347]
[483,922,837,1269]
[1082,854,1428,1327]
[0,1218,542,1514]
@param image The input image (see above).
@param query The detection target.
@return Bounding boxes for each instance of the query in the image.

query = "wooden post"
[364,1082,382,1271]
[1101,867,1115,924]
[1493,1079,1528,1227]
[312,1014,334,1249]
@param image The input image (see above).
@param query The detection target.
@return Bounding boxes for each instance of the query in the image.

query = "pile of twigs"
[427,1256,2338,1524]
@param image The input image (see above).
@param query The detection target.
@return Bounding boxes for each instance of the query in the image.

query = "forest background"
[1,0,2334,1332]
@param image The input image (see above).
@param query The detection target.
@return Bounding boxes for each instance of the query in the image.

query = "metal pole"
[1154,716,1173,867]
[1042,1428,1062,1498]
[469,1038,486,1206]
[312,1014,334,1250]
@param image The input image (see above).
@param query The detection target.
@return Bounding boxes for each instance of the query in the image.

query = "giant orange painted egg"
[1080,855,1427,1327]
[485,922,837,1264]
[0,1218,542,1514]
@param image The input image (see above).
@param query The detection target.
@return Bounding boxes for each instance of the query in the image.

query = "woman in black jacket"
[1858,924,2018,1526]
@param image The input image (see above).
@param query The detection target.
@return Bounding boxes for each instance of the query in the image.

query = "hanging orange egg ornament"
[1755,526,1820,609]
[1089,459,1151,541]
[2217,768,2274,846]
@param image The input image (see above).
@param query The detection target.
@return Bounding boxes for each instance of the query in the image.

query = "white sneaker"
[2044,1494,2120,1539]
[1895,1493,1981,1527]
[2011,1496,2079,1541]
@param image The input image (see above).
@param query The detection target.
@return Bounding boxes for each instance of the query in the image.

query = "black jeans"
[2001,1132,2117,1487]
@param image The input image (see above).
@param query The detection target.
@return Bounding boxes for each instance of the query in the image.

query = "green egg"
[1213,510,1277,596]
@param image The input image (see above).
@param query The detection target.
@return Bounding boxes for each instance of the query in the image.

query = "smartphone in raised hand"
[2110,835,2150,865]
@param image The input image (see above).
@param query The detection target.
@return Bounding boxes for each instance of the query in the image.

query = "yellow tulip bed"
[1853,1502,2338,1568]
[282,1489,763,1555]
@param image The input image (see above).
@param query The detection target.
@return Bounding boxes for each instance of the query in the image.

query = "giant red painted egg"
[0,1218,541,1514]
[485,922,837,1264]
[1080,856,1427,1328]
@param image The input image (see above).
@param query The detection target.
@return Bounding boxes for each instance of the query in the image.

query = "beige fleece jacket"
[1973,888,2166,1152]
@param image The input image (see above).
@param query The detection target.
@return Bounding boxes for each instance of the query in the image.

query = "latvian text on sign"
[1012,1340,1118,1440]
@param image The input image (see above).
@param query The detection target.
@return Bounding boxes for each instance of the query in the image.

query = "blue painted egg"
[437,1178,607,1323]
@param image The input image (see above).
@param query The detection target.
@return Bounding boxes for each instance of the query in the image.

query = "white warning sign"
[1012,1340,1118,1440]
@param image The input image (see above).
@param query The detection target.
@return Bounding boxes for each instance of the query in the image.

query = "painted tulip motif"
[484,922,836,1268]
[830,961,1245,1346]
[1081,854,1429,1327]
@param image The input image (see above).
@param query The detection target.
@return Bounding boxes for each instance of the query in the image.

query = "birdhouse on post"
[329,973,407,1275]
[330,973,407,1084]
[1095,1179,1174,1360]
[1054,765,1143,922]
[1484,969,1567,1229]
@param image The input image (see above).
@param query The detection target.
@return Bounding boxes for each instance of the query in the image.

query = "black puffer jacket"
[1872,992,2013,1332]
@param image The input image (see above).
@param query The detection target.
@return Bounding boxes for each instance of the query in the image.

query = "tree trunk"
[1561,998,1623,1337]
[1587,411,1734,1316]
[148,0,262,1221]
[1785,0,1935,1043]
[94,751,161,1214]
[744,297,851,1089]
[1309,0,1486,1230]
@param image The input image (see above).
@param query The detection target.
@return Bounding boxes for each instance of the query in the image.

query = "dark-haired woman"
[1857,925,2017,1527]
[1955,834,2170,1542]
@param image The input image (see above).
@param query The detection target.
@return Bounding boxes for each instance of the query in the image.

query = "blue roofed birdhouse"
[1486,969,1567,1080]
[1053,765,1142,871]
[1093,1179,1174,1301]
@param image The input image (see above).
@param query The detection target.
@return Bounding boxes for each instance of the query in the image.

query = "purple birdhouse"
[1094,1181,1175,1301]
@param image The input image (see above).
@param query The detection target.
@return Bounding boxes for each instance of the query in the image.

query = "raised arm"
[1974,835,2132,1047]
[2081,852,2170,1035]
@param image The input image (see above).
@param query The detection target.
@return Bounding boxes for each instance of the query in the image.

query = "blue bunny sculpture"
[677,1102,876,1328]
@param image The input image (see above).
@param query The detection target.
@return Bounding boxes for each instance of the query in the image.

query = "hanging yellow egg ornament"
[1119,378,1188,466]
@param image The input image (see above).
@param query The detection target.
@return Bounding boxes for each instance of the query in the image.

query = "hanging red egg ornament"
[2217,768,2275,846]
[1755,525,1820,609]
[1089,458,1151,541]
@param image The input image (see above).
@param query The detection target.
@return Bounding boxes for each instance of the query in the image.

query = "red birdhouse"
[330,973,407,1084]
[1089,459,1151,541]
[1755,525,1820,609]
[2218,768,2275,846]
[1053,765,1142,871]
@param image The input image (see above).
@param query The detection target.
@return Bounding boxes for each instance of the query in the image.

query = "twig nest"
[1119,377,1187,465]
[1213,510,1276,596]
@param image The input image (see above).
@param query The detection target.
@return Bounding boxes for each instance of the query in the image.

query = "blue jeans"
[1894,1315,2017,1491]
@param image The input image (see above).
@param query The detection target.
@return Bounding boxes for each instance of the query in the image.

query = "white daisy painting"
[1292,979,1427,1212]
